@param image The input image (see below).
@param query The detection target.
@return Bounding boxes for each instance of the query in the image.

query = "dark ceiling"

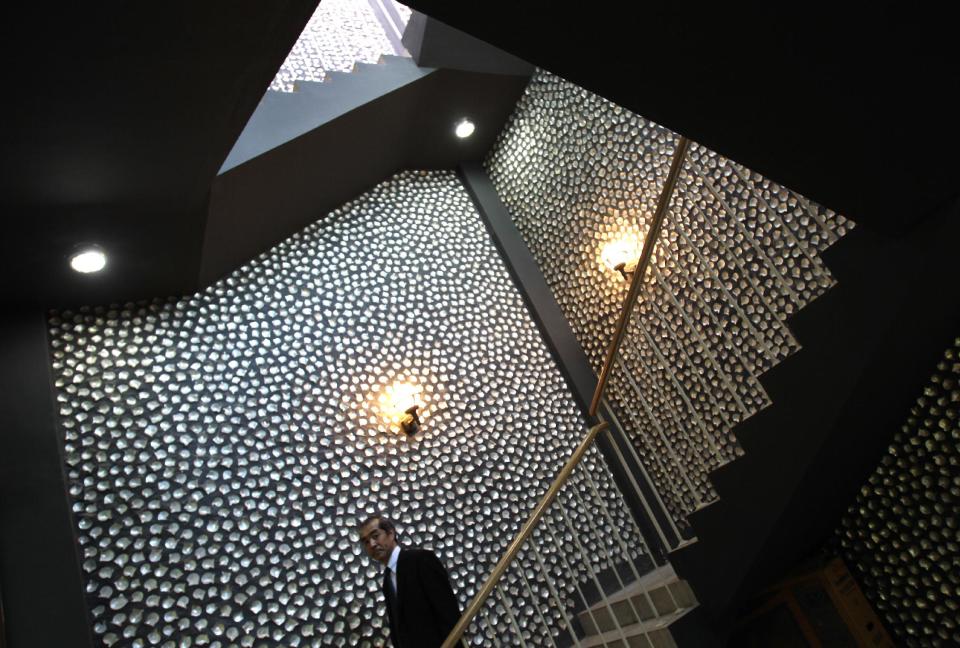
[0,1,319,309]
[402,2,960,235]
[0,2,530,311]
[4,2,956,310]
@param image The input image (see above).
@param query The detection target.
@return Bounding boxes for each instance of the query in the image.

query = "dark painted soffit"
[201,69,530,287]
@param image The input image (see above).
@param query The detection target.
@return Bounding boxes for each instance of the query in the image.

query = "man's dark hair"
[358,513,398,539]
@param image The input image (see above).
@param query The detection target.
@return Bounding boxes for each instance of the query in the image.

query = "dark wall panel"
[835,338,960,647]
[0,311,91,648]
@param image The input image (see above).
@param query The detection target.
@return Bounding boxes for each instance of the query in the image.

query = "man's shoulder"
[399,546,445,567]
[400,547,439,560]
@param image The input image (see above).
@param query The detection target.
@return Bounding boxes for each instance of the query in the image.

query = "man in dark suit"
[358,514,462,648]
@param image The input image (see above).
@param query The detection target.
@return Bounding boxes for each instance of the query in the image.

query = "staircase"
[577,566,698,648]
[666,199,960,637]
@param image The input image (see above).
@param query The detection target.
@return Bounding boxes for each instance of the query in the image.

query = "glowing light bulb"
[70,248,107,273]
[600,236,642,276]
[454,118,476,139]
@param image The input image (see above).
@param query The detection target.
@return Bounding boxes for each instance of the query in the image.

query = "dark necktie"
[384,567,400,625]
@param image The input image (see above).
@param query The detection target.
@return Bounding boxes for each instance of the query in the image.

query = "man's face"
[359,519,398,565]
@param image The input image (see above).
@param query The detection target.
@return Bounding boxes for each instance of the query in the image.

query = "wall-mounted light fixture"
[600,236,643,280]
[378,380,424,436]
[69,246,108,274]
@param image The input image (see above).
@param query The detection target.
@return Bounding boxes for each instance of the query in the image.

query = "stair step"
[706,457,739,498]
[816,225,875,285]
[726,404,775,456]
[781,286,840,348]
[291,80,330,96]
[686,499,727,543]
[578,566,698,636]
[579,606,695,648]
[736,348,837,457]
[579,598,654,635]
[353,61,387,74]
[323,69,354,84]
[667,536,709,585]
[380,54,410,64]
[607,564,685,599]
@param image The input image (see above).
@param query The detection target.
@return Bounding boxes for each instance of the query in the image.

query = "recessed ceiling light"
[70,248,107,274]
[455,118,475,139]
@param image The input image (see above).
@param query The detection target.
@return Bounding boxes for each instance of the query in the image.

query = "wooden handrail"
[440,136,690,645]
[440,421,609,648]
[589,135,690,416]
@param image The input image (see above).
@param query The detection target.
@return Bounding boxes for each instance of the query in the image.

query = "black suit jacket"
[383,547,461,648]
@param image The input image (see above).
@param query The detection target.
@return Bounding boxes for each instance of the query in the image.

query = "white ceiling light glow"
[454,118,475,139]
[70,248,107,274]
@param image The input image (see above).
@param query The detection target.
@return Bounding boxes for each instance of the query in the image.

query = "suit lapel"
[395,548,411,620]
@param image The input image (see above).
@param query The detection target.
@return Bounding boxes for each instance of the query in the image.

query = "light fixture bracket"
[614,260,638,281]
[399,405,421,436]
